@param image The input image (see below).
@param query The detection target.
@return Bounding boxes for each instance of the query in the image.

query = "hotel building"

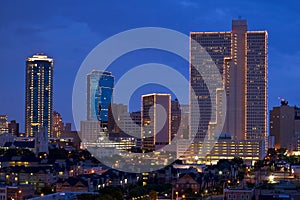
[190,20,268,155]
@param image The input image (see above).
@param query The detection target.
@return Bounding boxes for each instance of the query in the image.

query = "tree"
[40,186,54,195]
[99,186,123,200]
[128,186,147,198]
[231,157,243,166]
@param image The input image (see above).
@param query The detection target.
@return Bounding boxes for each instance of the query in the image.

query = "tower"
[190,20,267,144]
[86,70,114,122]
[25,54,54,137]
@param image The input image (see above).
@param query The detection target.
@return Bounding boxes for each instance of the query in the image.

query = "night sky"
[0,0,300,132]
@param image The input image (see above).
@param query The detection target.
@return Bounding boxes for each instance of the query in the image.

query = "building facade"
[108,103,128,134]
[178,138,265,165]
[86,70,114,124]
[52,111,64,138]
[8,120,19,136]
[270,100,300,150]
[80,120,101,144]
[0,115,8,134]
[190,20,267,153]
[25,54,54,137]
[142,93,171,151]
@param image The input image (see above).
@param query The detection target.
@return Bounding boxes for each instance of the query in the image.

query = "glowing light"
[268,175,275,183]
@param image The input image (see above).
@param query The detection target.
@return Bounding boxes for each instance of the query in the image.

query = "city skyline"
[1,1,300,132]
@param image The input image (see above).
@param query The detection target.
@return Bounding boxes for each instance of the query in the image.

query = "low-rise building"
[224,188,254,200]
[56,177,88,192]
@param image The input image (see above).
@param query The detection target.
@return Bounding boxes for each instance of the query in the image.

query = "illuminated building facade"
[25,54,53,137]
[270,100,300,150]
[142,93,171,151]
[190,20,267,144]
[52,110,64,138]
[178,138,264,165]
[0,115,8,134]
[86,70,114,124]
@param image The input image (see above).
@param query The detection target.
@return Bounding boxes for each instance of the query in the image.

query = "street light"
[175,191,178,200]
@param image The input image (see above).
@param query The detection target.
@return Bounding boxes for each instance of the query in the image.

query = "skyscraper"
[86,70,114,123]
[81,70,114,143]
[25,54,54,137]
[141,93,171,151]
[190,20,267,143]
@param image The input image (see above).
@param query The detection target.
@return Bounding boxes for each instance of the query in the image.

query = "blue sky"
[0,0,300,132]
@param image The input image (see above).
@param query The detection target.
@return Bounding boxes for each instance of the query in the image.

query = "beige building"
[190,20,267,142]
[179,138,264,165]
[190,20,267,161]
[270,100,300,150]
[80,120,101,143]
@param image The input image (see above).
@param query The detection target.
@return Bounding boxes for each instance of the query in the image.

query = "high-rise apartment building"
[270,100,300,150]
[190,20,267,145]
[141,93,171,151]
[25,54,54,137]
[86,70,114,124]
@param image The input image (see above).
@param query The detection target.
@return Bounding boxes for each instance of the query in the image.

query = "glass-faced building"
[87,70,114,124]
[95,72,114,125]
[25,54,54,137]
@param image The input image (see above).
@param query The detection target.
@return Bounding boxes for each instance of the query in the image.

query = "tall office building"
[81,70,114,143]
[25,54,54,137]
[270,100,300,151]
[142,93,171,151]
[86,70,114,123]
[190,20,267,145]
